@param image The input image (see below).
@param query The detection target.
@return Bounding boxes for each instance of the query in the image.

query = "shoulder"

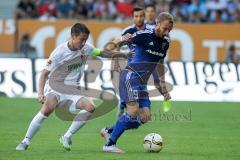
[145,23,155,30]
[49,42,68,59]
[84,42,94,49]
[82,42,95,55]
[134,29,153,36]
[121,25,135,35]
[51,42,66,54]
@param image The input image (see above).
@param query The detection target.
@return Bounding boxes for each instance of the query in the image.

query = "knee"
[76,98,95,113]
[127,108,138,116]
[83,103,95,113]
[41,103,55,116]
[126,102,139,116]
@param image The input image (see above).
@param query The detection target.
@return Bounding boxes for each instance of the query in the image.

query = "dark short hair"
[71,23,90,36]
[145,4,155,11]
[131,7,144,16]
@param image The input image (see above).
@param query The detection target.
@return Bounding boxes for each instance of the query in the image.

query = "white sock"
[64,110,92,138]
[22,112,47,144]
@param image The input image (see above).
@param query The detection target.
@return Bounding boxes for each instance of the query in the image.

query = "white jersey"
[44,41,94,95]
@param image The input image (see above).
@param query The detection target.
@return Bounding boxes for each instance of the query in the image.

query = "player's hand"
[163,92,171,100]
[121,33,133,41]
[37,94,45,104]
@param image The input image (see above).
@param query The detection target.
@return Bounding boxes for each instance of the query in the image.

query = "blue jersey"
[121,24,155,63]
[127,29,170,82]
[119,28,170,106]
[145,21,156,30]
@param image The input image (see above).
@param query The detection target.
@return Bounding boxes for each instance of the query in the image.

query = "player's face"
[145,7,156,22]
[72,33,89,50]
[156,20,173,37]
[133,10,145,28]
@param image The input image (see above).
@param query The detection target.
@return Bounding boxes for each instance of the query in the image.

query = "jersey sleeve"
[83,42,94,55]
[83,42,101,57]
[44,47,62,72]
[130,29,152,45]
[121,25,133,36]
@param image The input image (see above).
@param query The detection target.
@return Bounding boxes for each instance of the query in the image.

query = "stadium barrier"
[0,58,239,102]
[0,19,240,61]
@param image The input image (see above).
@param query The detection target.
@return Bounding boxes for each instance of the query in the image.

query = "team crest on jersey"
[148,42,154,46]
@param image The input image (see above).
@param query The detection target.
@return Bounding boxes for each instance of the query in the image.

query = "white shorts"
[44,85,94,112]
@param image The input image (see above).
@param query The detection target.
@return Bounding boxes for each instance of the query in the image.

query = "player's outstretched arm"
[38,69,50,104]
[91,41,133,58]
[156,63,171,100]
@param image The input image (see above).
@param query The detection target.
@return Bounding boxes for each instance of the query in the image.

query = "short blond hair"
[156,12,174,23]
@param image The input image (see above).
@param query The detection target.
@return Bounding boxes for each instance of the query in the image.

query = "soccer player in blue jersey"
[100,7,169,143]
[118,7,146,115]
[102,12,173,153]
[145,4,156,25]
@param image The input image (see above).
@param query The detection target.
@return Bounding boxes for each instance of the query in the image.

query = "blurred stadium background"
[0,0,240,160]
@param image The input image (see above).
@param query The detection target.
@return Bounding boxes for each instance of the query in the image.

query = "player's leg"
[103,70,143,152]
[138,97,151,123]
[60,97,95,150]
[103,101,141,152]
[100,100,126,142]
[16,93,58,150]
[139,107,151,123]
[118,100,126,117]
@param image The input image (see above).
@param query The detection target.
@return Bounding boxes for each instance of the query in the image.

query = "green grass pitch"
[0,97,240,160]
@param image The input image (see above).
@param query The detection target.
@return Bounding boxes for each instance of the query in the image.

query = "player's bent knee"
[127,108,138,116]
[40,103,55,116]
[83,104,95,113]
[76,97,95,113]
[41,93,58,116]
[126,102,139,116]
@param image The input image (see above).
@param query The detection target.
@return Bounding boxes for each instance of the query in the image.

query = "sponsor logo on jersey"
[68,63,82,72]
[146,49,164,57]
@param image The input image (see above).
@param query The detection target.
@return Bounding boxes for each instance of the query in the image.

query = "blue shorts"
[119,69,151,108]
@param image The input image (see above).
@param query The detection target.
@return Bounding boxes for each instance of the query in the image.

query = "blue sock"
[106,125,114,134]
[106,112,142,146]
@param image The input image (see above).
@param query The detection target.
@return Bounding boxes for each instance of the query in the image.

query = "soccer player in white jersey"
[16,23,112,151]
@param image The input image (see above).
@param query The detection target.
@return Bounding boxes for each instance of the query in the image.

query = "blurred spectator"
[206,0,228,22]
[74,0,89,19]
[156,0,170,14]
[56,0,73,18]
[18,33,37,58]
[38,0,57,21]
[15,0,38,19]
[225,43,240,63]
[93,0,117,20]
[14,0,240,23]
[145,4,156,24]
[226,0,240,22]
[38,0,57,17]
[39,10,57,21]
[171,4,187,22]
[188,0,208,22]
[115,0,134,21]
